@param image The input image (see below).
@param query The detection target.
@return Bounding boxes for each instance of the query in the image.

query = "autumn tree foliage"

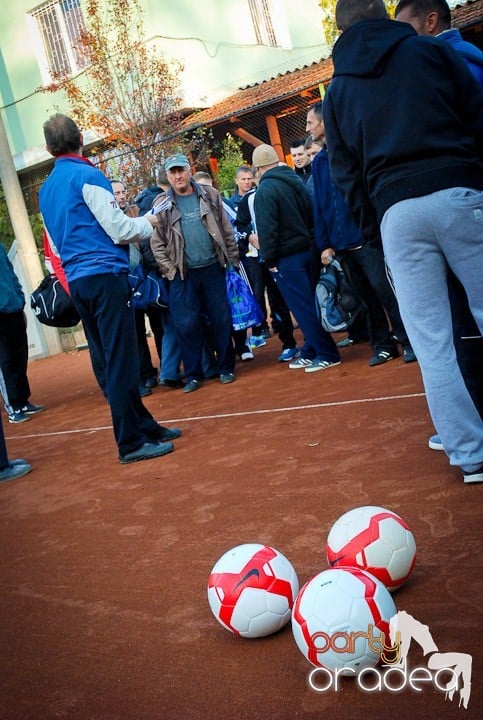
[320,0,398,48]
[45,0,189,192]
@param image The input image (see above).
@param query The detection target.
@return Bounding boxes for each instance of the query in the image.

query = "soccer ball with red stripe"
[326,506,417,591]
[292,567,397,672]
[207,543,299,638]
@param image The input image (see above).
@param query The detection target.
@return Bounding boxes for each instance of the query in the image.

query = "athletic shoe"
[119,441,174,464]
[428,434,444,451]
[0,461,32,483]
[159,379,185,388]
[278,347,300,363]
[7,410,30,424]
[289,357,314,369]
[463,465,483,484]
[20,402,45,415]
[368,349,400,366]
[139,384,152,397]
[157,426,182,442]
[220,372,235,384]
[337,337,355,348]
[183,379,202,394]
[402,345,417,363]
[305,359,342,373]
[240,345,254,361]
[144,376,158,388]
[250,336,266,349]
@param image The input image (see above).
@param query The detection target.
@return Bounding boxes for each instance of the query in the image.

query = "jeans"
[168,263,235,381]
[271,249,340,363]
[381,188,483,471]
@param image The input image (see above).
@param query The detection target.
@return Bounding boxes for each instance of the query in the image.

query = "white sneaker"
[288,357,313,369]
[240,345,254,361]
[305,359,341,373]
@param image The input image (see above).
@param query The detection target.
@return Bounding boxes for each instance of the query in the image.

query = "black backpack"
[315,257,364,333]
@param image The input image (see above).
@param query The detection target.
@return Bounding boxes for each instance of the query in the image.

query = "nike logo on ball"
[233,567,260,591]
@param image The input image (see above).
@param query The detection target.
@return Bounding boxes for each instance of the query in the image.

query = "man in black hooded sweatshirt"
[252,144,341,373]
[323,0,483,483]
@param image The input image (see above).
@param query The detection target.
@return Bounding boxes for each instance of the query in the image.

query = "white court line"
[6,392,425,440]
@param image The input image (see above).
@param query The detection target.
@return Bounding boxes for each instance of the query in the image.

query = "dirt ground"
[0,332,481,720]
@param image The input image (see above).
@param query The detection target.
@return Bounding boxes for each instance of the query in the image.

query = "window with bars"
[28,0,89,82]
[248,0,291,49]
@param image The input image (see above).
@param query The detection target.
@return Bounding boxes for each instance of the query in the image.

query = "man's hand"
[321,248,335,266]
[269,267,278,273]
[248,233,259,249]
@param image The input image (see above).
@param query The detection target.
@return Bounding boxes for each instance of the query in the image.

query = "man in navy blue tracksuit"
[39,114,181,464]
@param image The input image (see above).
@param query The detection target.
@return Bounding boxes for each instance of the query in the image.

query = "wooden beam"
[232,127,266,147]
[266,115,284,161]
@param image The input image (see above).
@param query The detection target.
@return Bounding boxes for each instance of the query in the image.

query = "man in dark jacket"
[253,144,340,373]
[323,0,483,482]
[0,245,45,424]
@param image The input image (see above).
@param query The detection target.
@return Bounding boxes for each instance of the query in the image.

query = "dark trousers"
[449,269,483,418]
[70,273,162,457]
[342,245,408,351]
[261,264,296,349]
[272,250,340,363]
[242,257,296,349]
[0,310,30,411]
[0,413,8,469]
[168,263,235,381]
[134,308,163,383]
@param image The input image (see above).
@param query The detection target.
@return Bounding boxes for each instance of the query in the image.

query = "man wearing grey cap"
[150,154,239,393]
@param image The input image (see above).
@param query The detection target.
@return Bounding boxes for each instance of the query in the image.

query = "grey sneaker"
[288,357,313,369]
[0,461,32,483]
[220,372,235,384]
[305,359,341,373]
[119,441,174,464]
[183,379,202,393]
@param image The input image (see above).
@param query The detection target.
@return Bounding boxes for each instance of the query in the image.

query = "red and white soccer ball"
[326,505,416,591]
[207,543,299,638]
[292,567,397,672]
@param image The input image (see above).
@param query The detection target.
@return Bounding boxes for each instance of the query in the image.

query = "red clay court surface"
[1,332,481,720]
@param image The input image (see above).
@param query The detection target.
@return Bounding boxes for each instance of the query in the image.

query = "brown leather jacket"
[150,182,239,280]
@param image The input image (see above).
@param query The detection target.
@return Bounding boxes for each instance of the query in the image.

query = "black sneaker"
[20,402,45,415]
[139,384,152,397]
[463,465,483,484]
[402,345,417,363]
[368,348,400,366]
[119,441,174,464]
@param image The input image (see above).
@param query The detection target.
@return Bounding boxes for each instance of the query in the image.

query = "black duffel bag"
[30,275,81,328]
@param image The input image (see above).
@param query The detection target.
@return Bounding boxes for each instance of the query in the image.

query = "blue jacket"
[441,29,483,88]
[39,156,153,284]
[311,148,364,252]
[0,245,24,313]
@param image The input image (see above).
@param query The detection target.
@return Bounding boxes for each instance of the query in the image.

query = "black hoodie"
[323,19,483,241]
[254,165,313,267]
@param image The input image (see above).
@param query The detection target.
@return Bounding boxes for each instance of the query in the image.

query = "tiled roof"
[180,0,482,132]
[453,0,483,27]
[180,58,333,131]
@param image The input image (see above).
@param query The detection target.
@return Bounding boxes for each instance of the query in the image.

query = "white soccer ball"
[207,543,299,638]
[326,505,417,591]
[292,567,397,672]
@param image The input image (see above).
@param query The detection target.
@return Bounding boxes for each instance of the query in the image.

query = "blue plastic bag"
[225,266,264,331]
